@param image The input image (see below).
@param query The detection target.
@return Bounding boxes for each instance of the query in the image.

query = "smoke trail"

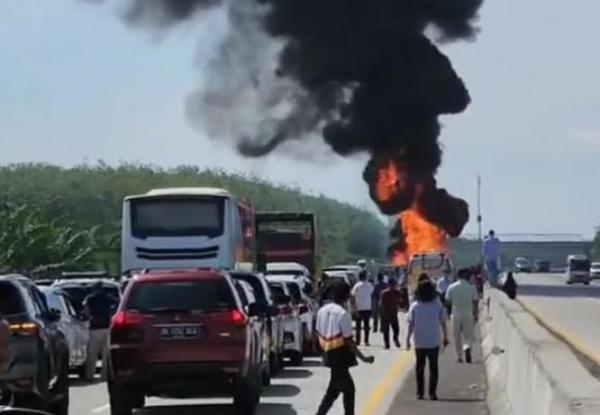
[101,0,482,239]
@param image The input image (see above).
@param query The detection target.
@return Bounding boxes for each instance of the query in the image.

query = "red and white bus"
[256,212,319,276]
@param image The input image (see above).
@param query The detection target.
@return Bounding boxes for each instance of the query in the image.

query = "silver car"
[40,287,89,377]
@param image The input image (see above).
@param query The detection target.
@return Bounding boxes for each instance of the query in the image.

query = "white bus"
[121,187,256,274]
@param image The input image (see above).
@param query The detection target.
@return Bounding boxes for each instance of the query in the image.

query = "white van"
[566,254,591,285]
[406,252,454,296]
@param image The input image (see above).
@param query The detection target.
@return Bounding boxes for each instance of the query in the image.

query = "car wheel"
[76,365,87,381]
[233,374,259,415]
[108,380,134,415]
[49,354,70,415]
[290,350,303,366]
[584,281,591,286]
[262,357,271,386]
[11,353,51,411]
[269,351,279,375]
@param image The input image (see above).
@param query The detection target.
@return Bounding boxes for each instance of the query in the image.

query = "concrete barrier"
[481,290,600,415]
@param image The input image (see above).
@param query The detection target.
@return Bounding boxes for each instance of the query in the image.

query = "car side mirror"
[247,303,260,317]
[45,308,61,322]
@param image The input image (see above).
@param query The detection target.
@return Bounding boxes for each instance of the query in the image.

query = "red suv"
[107,269,264,415]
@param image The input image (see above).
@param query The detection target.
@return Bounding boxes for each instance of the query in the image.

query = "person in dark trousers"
[316,281,375,415]
[83,281,117,381]
[379,278,406,349]
[351,272,374,346]
[406,274,449,401]
[372,273,387,333]
[503,271,518,300]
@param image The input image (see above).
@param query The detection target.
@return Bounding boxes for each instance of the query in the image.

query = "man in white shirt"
[316,281,374,415]
[446,268,480,363]
[351,272,374,346]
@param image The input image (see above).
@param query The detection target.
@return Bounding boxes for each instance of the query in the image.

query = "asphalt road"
[68,327,416,415]
[514,272,600,367]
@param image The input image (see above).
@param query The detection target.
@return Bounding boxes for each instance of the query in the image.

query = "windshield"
[41,290,64,312]
[131,197,225,238]
[284,282,302,303]
[126,280,234,313]
[59,285,120,314]
[266,270,305,276]
[410,255,448,271]
[569,260,590,271]
[0,282,25,315]
[233,275,267,306]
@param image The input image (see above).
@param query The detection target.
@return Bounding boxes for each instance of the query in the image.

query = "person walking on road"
[406,274,449,401]
[372,273,387,333]
[436,271,454,316]
[379,278,406,349]
[446,268,479,364]
[351,272,374,346]
[316,280,375,415]
[83,281,115,381]
[482,230,501,288]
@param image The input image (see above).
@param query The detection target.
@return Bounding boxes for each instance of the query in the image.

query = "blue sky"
[1,0,599,238]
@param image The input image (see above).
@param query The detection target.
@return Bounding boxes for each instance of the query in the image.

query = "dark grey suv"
[0,275,70,415]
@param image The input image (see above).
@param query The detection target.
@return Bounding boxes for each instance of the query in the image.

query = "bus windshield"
[569,259,590,272]
[131,197,225,238]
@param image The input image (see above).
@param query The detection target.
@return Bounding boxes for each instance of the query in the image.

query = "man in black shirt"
[83,282,115,381]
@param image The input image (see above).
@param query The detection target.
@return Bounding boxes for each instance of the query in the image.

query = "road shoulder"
[386,326,488,415]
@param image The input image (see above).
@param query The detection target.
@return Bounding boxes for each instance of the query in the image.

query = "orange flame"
[376,161,447,266]
[393,209,447,266]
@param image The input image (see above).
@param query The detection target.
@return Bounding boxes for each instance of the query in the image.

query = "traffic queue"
[0,261,325,415]
[0,187,391,415]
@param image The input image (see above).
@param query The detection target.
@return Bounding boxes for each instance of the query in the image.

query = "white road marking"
[91,403,109,413]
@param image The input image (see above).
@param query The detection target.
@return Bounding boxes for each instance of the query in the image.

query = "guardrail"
[481,290,600,415]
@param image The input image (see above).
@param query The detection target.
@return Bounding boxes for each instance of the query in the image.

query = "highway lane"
[68,333,415,415]
[513,272,600,367]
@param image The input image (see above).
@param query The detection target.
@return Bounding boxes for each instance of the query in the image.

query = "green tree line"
[0,163,387,273]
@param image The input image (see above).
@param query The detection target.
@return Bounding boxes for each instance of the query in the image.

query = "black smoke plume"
[109,0,481,244]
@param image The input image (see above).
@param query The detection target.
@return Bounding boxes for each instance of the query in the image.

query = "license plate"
[159,326,201,339]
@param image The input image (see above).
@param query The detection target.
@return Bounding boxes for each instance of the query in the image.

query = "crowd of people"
[314,229,518,414]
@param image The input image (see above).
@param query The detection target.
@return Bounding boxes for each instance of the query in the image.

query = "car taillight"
[231,309,247,325]
[110,311,145,344]
[207,310,247,326]
[9,322,38,336]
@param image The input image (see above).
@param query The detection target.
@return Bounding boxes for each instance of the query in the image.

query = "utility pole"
[477,174,482,243]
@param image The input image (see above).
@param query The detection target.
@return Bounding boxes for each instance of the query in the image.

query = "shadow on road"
[138,403,297,415]
[298,358,322,368]
[276,368,313,379]
[519,284,600,299]
[261,384,301,398]
[68,377,104,388]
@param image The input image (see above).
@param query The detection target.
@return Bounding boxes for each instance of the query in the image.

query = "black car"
[0,275,70,415]
[534,260,551,273]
